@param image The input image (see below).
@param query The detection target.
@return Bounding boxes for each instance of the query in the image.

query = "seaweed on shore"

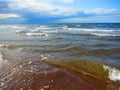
[45,60,113,82]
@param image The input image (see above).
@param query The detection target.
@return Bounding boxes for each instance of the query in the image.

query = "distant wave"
[15,30,27,34]
[0,25,26,30]
[66,28,120,32]
[43,31,58,34]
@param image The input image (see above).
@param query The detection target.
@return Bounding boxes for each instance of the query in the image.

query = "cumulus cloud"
[0,14,20,19]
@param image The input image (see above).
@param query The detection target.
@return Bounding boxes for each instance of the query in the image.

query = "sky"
[0,0,120,24]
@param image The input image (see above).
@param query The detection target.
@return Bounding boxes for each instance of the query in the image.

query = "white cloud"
[8,0,77,16]
[7,0,120,18]
[0,14,20,19]
[9,0,53,11]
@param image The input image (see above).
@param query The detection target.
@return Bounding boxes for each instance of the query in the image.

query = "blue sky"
[0,0,120,23]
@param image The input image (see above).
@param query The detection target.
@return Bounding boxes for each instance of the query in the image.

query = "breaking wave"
[90,33,120,37]
[103,65,120,81]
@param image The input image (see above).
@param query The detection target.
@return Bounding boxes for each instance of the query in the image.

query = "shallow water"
[0,23,120,90]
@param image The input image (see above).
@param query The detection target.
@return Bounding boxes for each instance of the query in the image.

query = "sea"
[0,23,120,89]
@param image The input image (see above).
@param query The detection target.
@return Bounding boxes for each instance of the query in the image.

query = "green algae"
[45,60,110,82]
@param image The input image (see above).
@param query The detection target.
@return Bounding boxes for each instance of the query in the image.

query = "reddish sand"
[0,61,119,90]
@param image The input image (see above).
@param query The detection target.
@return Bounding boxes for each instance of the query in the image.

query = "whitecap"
[62,26,69,30]
[90,33,120,37]
[15,30,27,33]
[64,28,118,32]
[26,32,45,36]
[43,31,58,34]
[103,65,120,81]
[30,30,39,33]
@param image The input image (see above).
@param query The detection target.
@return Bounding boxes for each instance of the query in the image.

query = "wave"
[15,30,27,34]
[88,48,120,55]
[32,26,51,30]
[43,31,58,34]
[66,28,120,32]
[26,32,48,36]
[90,33,120,37]
[58,30,120,37]
[0,25,26,30]
[103,65,120,81]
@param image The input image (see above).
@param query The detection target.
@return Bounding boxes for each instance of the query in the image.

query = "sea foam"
[103,65,120,81]
[91,33,120,37]
[26,32,45,36]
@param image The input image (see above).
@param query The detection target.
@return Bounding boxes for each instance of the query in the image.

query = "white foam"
[35,26,51,30]
[41,57,48,60]
[66,28,119,32]
[62,26,69,30]
[0,52,3,62]
[103,65,120,81]
[43,31,58,33]
[91,33,120,37]
[0,44,4,47]
[15,30,26,33]
[0,52,9,67]
[30,30,39,33]
[26,32,45,36]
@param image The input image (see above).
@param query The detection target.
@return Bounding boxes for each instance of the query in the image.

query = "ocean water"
[0,23,120,66]
[0,23,120,89]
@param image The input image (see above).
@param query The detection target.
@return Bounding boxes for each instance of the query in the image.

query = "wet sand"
[0,59,119,90]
